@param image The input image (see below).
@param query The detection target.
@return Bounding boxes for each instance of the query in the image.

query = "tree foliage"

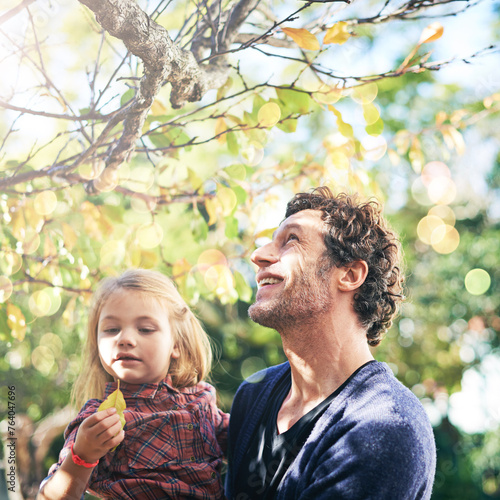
[0,0,499,498]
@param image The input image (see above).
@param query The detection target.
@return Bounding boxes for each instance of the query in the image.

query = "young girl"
[39,269,229,500]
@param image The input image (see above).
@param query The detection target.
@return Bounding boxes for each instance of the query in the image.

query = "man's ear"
[338,260,368,291]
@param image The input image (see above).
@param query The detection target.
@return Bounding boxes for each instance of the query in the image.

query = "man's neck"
[276,317,373,433]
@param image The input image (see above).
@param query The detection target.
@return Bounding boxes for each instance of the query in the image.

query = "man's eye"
[287,233,299,242]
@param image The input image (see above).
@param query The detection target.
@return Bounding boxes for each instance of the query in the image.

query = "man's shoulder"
[321,361,434,448]
[345,361,429,419]
[238,362,289,391]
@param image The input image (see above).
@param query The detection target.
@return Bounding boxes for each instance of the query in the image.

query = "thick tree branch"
[77,0,243,191]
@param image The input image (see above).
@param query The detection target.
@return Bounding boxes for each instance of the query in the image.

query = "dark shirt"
[233,361,376,499]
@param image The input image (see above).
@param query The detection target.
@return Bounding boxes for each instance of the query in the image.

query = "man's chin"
[248,301,294,331]
[248,302,275,328]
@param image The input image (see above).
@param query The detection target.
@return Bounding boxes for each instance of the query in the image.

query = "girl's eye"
[104,328,120,334]
[139,328,156,334]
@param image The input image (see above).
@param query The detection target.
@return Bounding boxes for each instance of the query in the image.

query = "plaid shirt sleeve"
[43,378,229,500]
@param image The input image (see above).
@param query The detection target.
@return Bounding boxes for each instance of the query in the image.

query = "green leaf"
[365,118,384,136]
[227,131,239,156]
[233,270,253,302]
[231,185,247,205]
[224,164,246,181]
[276,88,311,114]
[225,215,239,239]
[120,88,135,107]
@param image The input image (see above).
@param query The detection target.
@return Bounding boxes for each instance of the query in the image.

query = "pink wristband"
[70,443,99,468]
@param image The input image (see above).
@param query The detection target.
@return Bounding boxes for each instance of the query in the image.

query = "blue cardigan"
[226,361,436,500]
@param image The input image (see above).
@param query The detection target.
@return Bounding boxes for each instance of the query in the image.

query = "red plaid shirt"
[46,377,229,499]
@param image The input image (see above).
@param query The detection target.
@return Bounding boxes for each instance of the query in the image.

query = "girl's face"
[97,289,180,385]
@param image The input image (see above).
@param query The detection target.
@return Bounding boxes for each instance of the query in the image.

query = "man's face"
[248,209,335,331]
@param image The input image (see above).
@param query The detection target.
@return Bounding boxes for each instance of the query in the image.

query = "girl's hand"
[72,407,125,464]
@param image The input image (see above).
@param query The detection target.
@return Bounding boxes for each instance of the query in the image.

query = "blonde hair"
[72,269,212,408]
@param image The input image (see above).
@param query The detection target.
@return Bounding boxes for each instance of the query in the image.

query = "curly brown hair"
[285,187,404,346]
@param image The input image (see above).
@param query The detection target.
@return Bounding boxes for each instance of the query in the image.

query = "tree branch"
[0,0,36,26]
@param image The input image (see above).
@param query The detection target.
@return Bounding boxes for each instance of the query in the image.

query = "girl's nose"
[251,241,278,268]
[117,328,136,346]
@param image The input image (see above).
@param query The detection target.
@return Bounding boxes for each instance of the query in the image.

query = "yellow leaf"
[151,99,167,116]
[418,22,443,44]
[387,148,401,166]
[441,125,465,155]
[435,111,447,126]
[173,258,191,279]
[205,198,218,226]
[43,234,57,257]
[409,137,424,173]
[61,222,78,251]
[258,102,281,128]
[324,22,350,45]
[98,380,126,450]
[282,27,320,51]
[394,130,411,155]
[217,186,237,216]
[10,210,25,241]
[7,303,26,341]
[215,117,227,143]
[62,296,77,328]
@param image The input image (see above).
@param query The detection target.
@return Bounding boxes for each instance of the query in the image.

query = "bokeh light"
[417,215,444,245]
[0,251,22,275]
[100,240,126,267]
[421,161,450,186]
[0,276,13,303]
[197,249,228,273]
[241,356,267,380]
[137,222,163,249]
[29,289,52,316]
[427,176,456,205]
[465,269,491,296]
[431,225,460,254]
[94,168,119,192]
[131,194,157,214]
[31,345,55,375]
[428,205,456,226]
[204,264,235,293]
[124,166,155,193]
[362,135,387,161]
[411,177,433,206]
[34,191,58,215]
[351,82,378,104]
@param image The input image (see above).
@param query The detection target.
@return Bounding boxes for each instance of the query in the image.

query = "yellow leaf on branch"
[441,125,465,155]
[215,117,228,143]
[282,27,320,51]
[418,22,444,44]
[324,22,350,45]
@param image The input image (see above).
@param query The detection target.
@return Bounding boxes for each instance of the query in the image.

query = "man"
[226,187,436,500]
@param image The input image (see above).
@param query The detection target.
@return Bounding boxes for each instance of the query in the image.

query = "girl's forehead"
[101,288,169,311]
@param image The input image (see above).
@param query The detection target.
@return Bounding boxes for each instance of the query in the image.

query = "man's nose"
[251,241,278,268]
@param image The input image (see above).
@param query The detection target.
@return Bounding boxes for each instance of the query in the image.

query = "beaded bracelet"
[70,443,99,468]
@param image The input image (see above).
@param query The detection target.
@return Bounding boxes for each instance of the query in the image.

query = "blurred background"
[0,0,499,498]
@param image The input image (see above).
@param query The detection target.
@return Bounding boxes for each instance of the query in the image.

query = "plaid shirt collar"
[104,376,207,399]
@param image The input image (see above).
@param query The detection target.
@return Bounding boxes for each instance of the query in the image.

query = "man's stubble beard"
[248,256,334,332]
